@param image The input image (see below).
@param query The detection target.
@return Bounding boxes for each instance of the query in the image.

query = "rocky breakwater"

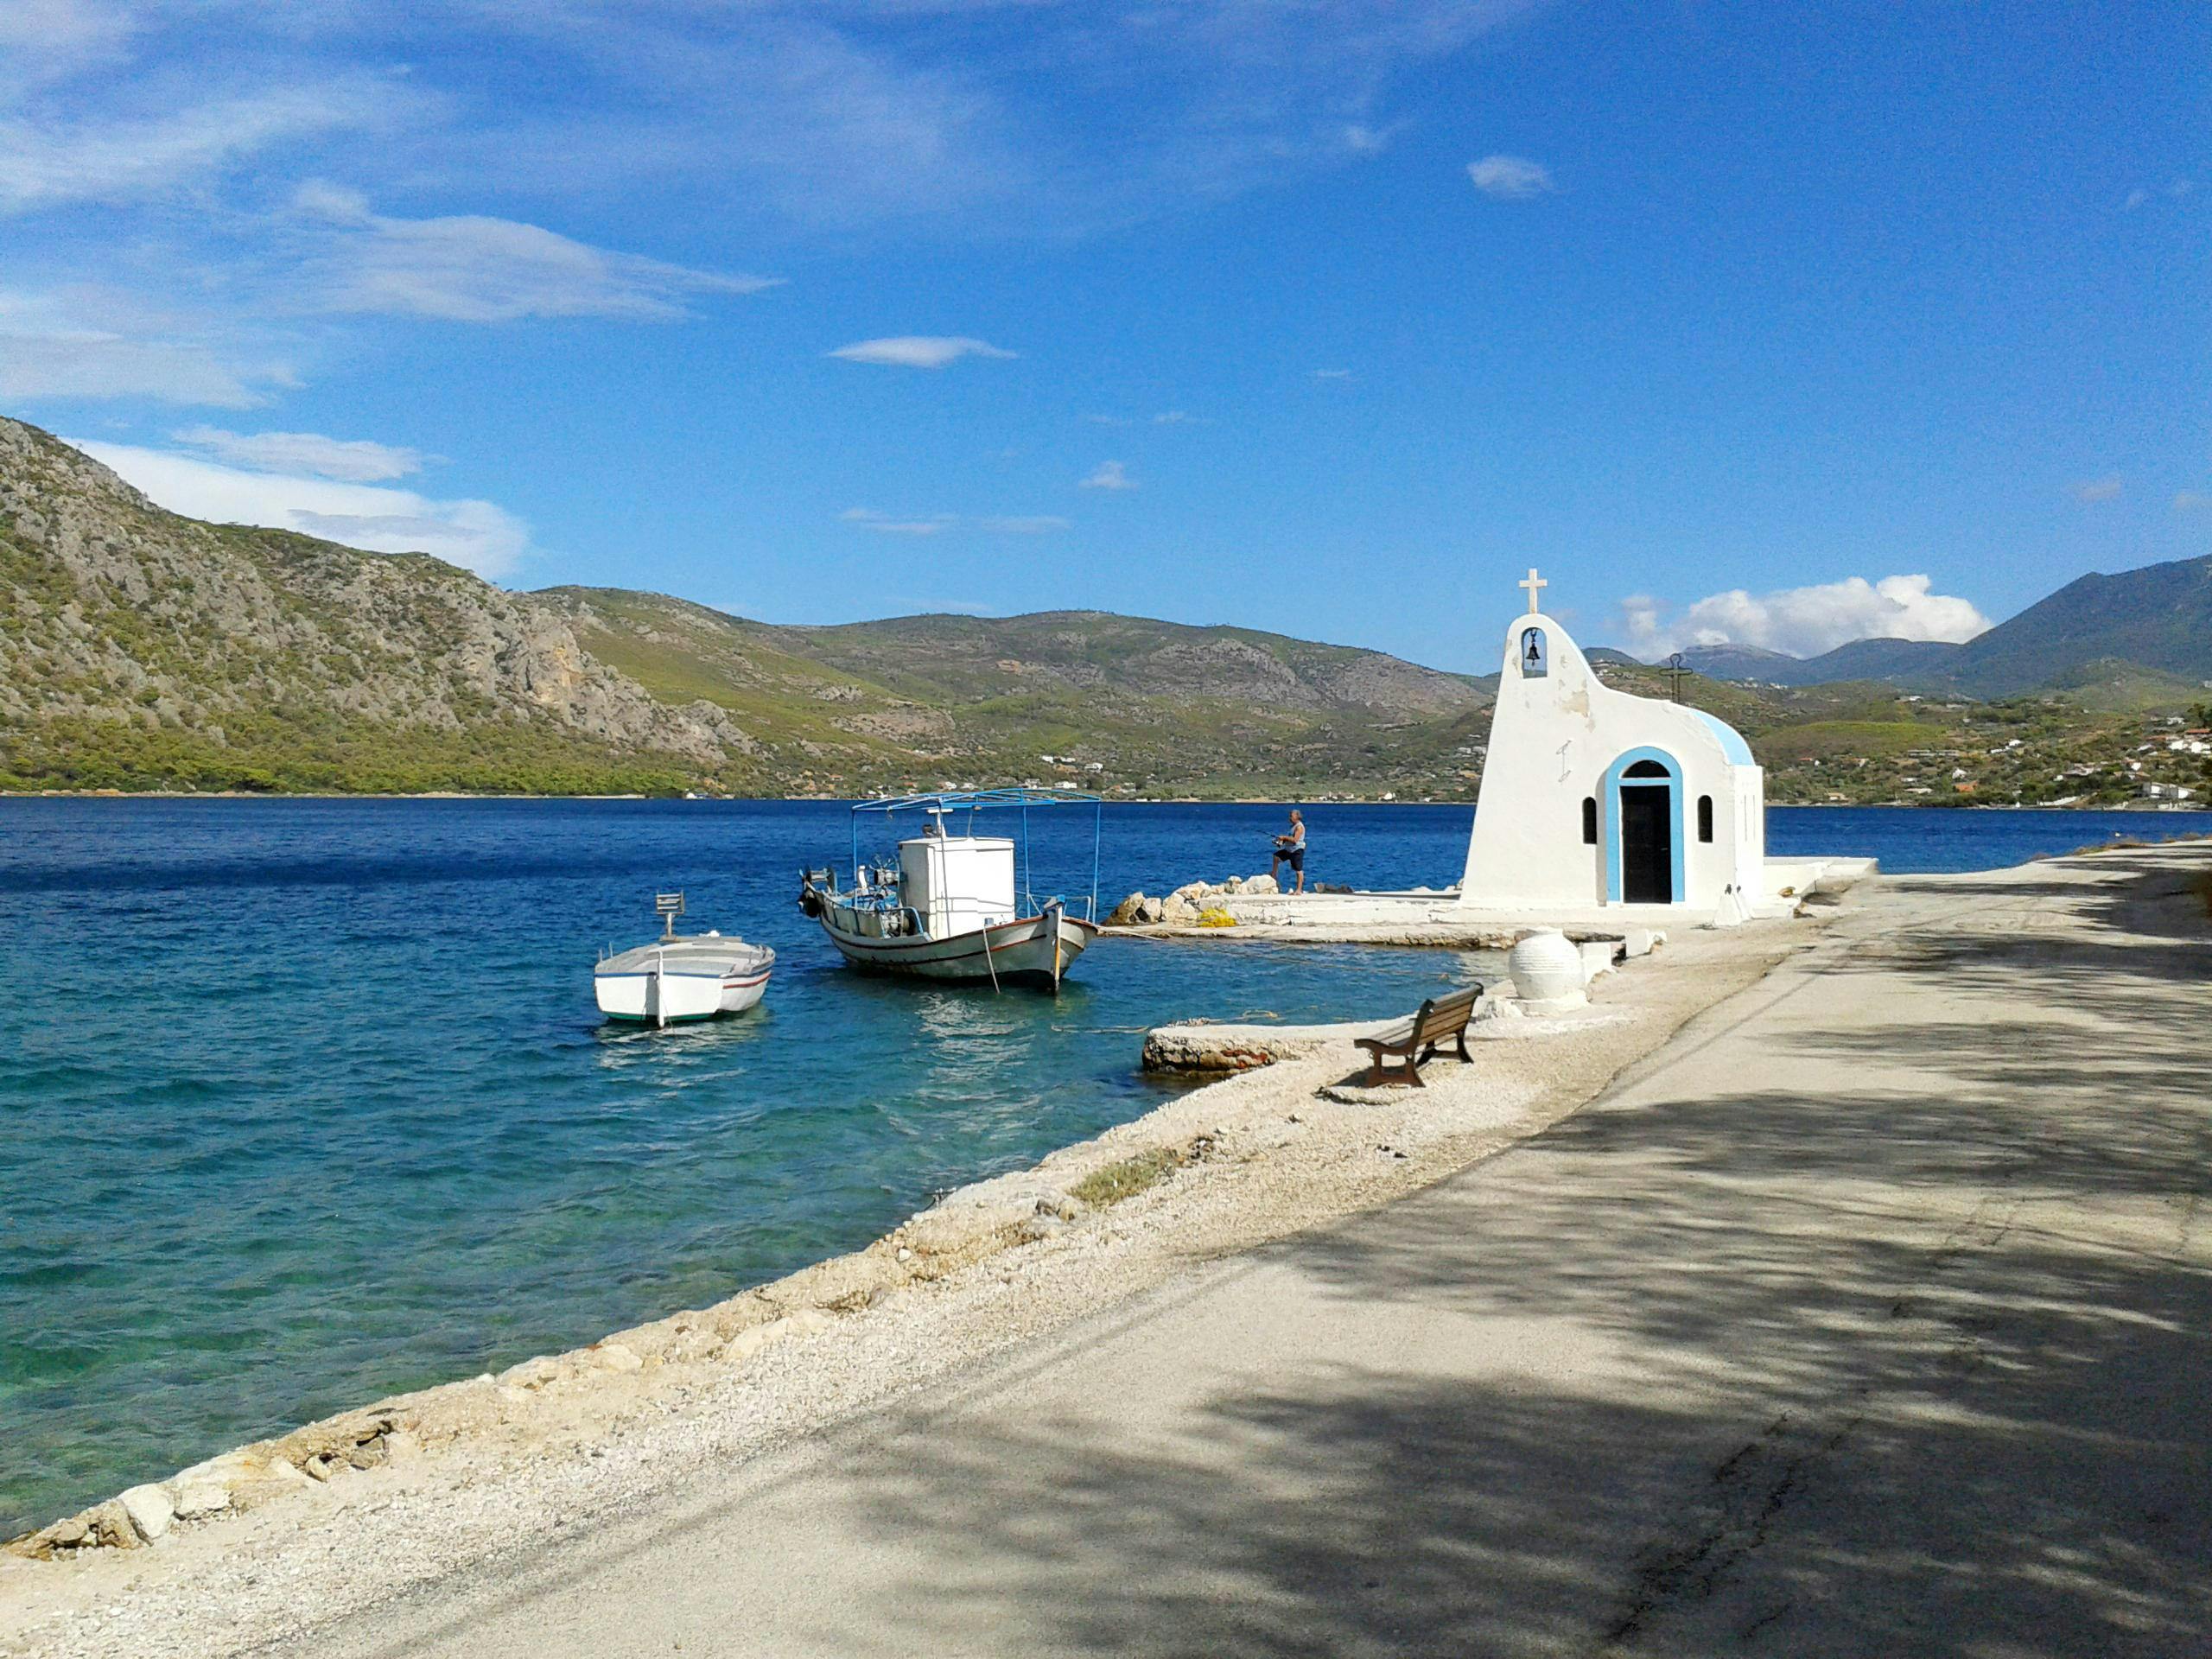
[1106,873,1279,926]
[1141,1018,1385,1075]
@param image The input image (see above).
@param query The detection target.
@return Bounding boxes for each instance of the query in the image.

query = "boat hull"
[594,941,774,1024]
[817,910,1097,988]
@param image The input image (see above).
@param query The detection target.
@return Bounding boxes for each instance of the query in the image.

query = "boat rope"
[984,921,1001,995]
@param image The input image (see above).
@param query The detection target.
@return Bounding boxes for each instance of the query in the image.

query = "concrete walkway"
[320,848,2212,1658]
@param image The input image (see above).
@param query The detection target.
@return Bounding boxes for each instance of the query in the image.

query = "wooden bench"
[1352,985,1484,1087]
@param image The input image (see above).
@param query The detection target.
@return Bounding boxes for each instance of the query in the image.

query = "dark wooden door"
[1619,786,1673,903]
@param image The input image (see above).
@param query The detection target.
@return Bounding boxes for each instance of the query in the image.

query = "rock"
[49,1517,88,1548]
[1159,894,1198,925]
[1105,892,1148,925]
[1242,874,1278,894]
[1168,881,1209,906]
[119,1483,174,1542]
[170,1479,231,1520]
[90,1500,139,1550]
[592,1342,644,1374]
[1220,875,1244,893]
[1138,896,1166,923]
[1624,926,1666,957]
[1033,1190,1085,1223]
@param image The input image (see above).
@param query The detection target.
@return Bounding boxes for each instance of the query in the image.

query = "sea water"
[0,799,2192,1533]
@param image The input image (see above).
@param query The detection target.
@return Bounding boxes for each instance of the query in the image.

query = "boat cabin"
[898,826,1017,938]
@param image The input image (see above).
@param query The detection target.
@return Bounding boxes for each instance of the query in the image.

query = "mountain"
[0,418,1488,798]
[1676,638,1964,688]
[1675,643,1803,682]
[0,418,737,794]
[1666,556,2212,699]
[1948,554,2212,697]
[537,588,1489,796]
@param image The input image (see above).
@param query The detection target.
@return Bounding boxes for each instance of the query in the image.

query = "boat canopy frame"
[850,789,1104,922]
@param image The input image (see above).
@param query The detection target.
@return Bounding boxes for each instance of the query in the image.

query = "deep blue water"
[0,798,2196,1534]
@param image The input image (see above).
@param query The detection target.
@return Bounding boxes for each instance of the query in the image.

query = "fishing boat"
[797,789,1103,990]
[594,893,775,1027]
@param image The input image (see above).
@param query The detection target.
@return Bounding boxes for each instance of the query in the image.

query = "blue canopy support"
[850,789,1106,920]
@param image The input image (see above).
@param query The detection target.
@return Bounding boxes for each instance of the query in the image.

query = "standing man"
[1270,808,1307,893]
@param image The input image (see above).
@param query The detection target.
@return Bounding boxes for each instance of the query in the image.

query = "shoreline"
[3,789,2206,813]
[0,904,1814,1656]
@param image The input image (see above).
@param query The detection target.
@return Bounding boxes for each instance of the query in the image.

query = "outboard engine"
[797,867,833,918]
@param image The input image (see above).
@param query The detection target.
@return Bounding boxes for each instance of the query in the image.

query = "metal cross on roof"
[1519,567,1548,614]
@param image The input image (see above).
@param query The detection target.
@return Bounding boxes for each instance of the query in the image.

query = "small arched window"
[1698,794,1714,842]
[1520,626,1548,678]
[1581,797,1598,844]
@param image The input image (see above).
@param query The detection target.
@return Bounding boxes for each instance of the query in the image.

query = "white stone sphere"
[1508,929,1585,1004]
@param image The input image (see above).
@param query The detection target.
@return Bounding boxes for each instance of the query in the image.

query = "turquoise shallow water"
[0,798,2195,1534]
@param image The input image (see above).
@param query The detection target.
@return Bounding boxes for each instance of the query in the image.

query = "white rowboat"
[594,893,774,1026]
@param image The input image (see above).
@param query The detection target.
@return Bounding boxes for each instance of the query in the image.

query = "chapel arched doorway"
[1600,749,1682,905]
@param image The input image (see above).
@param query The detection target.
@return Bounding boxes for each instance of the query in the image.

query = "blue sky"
[3,2,2204,673]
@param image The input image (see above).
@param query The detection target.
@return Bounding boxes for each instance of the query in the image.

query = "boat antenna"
[656,891,686,940]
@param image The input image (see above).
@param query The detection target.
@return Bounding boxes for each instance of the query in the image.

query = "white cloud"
[300,193,780,322]
[73,441,531,579]
[842,507,1069,535]
[827,335,1015,368]
[841,506,954,536]
[1079,460,1135,491]
[170,425,429,482]
[2069,474,2123,504]
[0,286,292,406]
[2173,491,2212,512]
[1622,574,1991,659]
[1312,367,1351,380]
[0,87,375,214]
[1466,154,1553,198]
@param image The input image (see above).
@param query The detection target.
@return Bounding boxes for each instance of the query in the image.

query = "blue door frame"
[1600,746,1685,904]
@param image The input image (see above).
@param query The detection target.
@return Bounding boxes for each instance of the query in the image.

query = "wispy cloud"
[73,439,531,578]
[842,506,1069,536]
[841,506,955,536]
[1622,574,1991,658]
[2069,474,2123,504]
[0,85,382,214]
[0,285,293,406]
[1080,460,1135,491]
[1312,367,1351,380]
[1466,154,1553,198]
[828,335,1015,368]
[297,187,779,323]
[170,425,429,482]
[2172,490,2211,512]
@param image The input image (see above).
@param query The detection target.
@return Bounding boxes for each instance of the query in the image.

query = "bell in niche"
[1521,627,1548,677]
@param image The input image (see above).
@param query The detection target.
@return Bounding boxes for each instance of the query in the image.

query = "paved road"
[321,849,2212,1657]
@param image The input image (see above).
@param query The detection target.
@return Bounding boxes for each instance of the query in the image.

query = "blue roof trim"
[1690,709,1755,766]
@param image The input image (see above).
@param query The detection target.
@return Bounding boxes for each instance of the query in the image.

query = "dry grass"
[1071,1146,1190,1208]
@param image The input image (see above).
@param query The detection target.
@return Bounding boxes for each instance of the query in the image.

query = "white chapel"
[1458,570,1769,921]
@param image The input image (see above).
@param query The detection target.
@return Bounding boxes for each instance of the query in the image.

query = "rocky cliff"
[0,418,742,792]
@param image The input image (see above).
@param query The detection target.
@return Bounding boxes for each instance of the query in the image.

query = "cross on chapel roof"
[1518,567,1548,615]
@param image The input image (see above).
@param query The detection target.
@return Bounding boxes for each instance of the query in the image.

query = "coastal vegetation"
[1069,1146,1191,1207]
